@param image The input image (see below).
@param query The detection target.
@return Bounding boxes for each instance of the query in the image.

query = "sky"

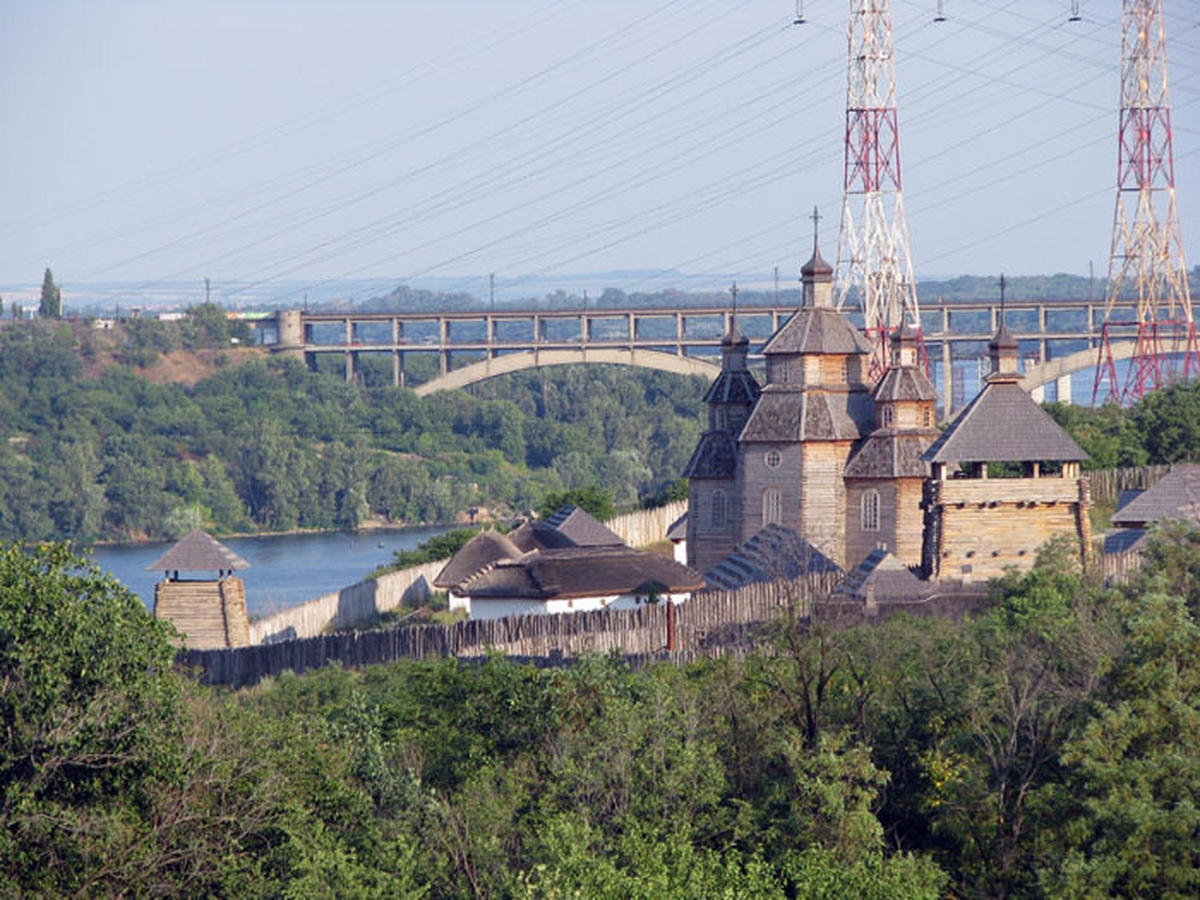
[1,0,1198,309]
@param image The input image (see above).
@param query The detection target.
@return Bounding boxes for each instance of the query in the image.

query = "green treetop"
[39,267,62,319]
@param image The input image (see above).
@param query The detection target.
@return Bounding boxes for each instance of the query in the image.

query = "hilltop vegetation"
[0,314,703,543]
[4,528,1200,896]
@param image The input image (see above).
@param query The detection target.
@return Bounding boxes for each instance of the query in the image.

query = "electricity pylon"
[1093,0,1196,405]
[835,0,923,380]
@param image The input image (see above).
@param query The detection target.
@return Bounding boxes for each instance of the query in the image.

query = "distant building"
[684,237,1090,586]
[434,505,705,620]
[148,530,250,649]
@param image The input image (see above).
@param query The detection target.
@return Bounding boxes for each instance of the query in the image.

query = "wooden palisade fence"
[182,573,846,687]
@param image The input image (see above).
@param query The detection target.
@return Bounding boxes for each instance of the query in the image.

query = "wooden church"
[684,237,1090,584]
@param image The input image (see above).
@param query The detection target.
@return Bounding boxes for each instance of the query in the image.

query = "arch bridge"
[267,298,1160,412]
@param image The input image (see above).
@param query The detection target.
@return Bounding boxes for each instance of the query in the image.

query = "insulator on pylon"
[1093,0,1195,406]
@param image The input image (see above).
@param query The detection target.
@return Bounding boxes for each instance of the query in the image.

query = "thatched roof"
[924,381,1087,464]
[1110,465,1200,527]
[433,531,524,589]
[458,546,705,600]
[146,531,248,573]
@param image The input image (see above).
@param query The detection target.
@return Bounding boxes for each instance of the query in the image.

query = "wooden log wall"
[249,560,445,644]
[1087,464,1172,506]
[181,572,845,688]
[605,500,687,547]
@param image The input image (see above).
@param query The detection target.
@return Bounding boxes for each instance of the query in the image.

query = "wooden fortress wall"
[923,477,1091,581]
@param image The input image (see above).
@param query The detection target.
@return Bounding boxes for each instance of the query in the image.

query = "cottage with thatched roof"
[149,530,251,649]
[435,506,705,620]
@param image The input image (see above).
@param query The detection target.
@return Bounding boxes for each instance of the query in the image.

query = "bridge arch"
[1019,341,1135,395]
[413,348,719,396]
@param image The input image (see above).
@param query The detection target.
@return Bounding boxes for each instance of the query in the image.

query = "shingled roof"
[740,389,871,443]
[844,432,934,479]
[703,367,761,405]
[838,548,927,601]
[873,366,938,403]
[1111,465,1200,527]
[924,381,1087,464]
[459,546,705,600]
[761,307,873,357]
[704,524,842,591]
[541,505,624,547]
[683,431,739,479]
[146,530,249,573]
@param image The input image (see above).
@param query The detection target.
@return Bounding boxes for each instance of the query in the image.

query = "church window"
[861,490,880,531]
[842,358,851,383]
[776,360,790,384]
[765,450,782,469]
[882,406,894,427]
[923,406,932,427]
[763,488,783,526]
[714,408,727,430]
[711,489,727,528]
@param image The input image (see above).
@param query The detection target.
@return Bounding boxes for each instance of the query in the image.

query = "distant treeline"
[347,268,1200,313]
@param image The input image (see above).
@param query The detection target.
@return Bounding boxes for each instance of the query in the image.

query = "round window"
[765,450,782,468]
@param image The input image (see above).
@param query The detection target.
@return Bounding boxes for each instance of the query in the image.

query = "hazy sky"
[2,1,1198,306]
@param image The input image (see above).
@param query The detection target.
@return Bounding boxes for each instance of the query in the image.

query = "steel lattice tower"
[835,0,921,380]
[1093,0,1196,405]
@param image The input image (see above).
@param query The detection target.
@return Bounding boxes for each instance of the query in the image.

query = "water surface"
[90,527,451,619]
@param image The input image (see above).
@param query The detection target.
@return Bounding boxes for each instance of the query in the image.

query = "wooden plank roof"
[924,381,1087,464]
[146,530,249,572]
[1110,465,1200,527]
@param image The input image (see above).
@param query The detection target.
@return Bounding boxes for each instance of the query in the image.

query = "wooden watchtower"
[149,530,251,649]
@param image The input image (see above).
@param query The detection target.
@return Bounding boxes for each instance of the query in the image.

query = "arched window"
[861,489,880,532]
[711,489,727,529]
[763,488,783,526]
[765,450,782,469]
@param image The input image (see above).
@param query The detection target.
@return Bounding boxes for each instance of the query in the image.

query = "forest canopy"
[3,526,1200,896]
[0,317,705,543]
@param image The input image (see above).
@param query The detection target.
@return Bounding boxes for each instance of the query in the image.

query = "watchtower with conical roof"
[149,530,251,649]
[921,312,1091,581]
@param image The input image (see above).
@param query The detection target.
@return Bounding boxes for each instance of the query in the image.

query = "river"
[90,526,452,619]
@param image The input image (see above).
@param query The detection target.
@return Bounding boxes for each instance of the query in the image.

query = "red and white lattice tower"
[835,0,922,380]
[1093,0,1196,406]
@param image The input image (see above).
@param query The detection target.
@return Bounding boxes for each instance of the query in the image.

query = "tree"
[39,267,62,319]
[1040,589,1200,898]
[0,542,183,895]
[538,485,616,521]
